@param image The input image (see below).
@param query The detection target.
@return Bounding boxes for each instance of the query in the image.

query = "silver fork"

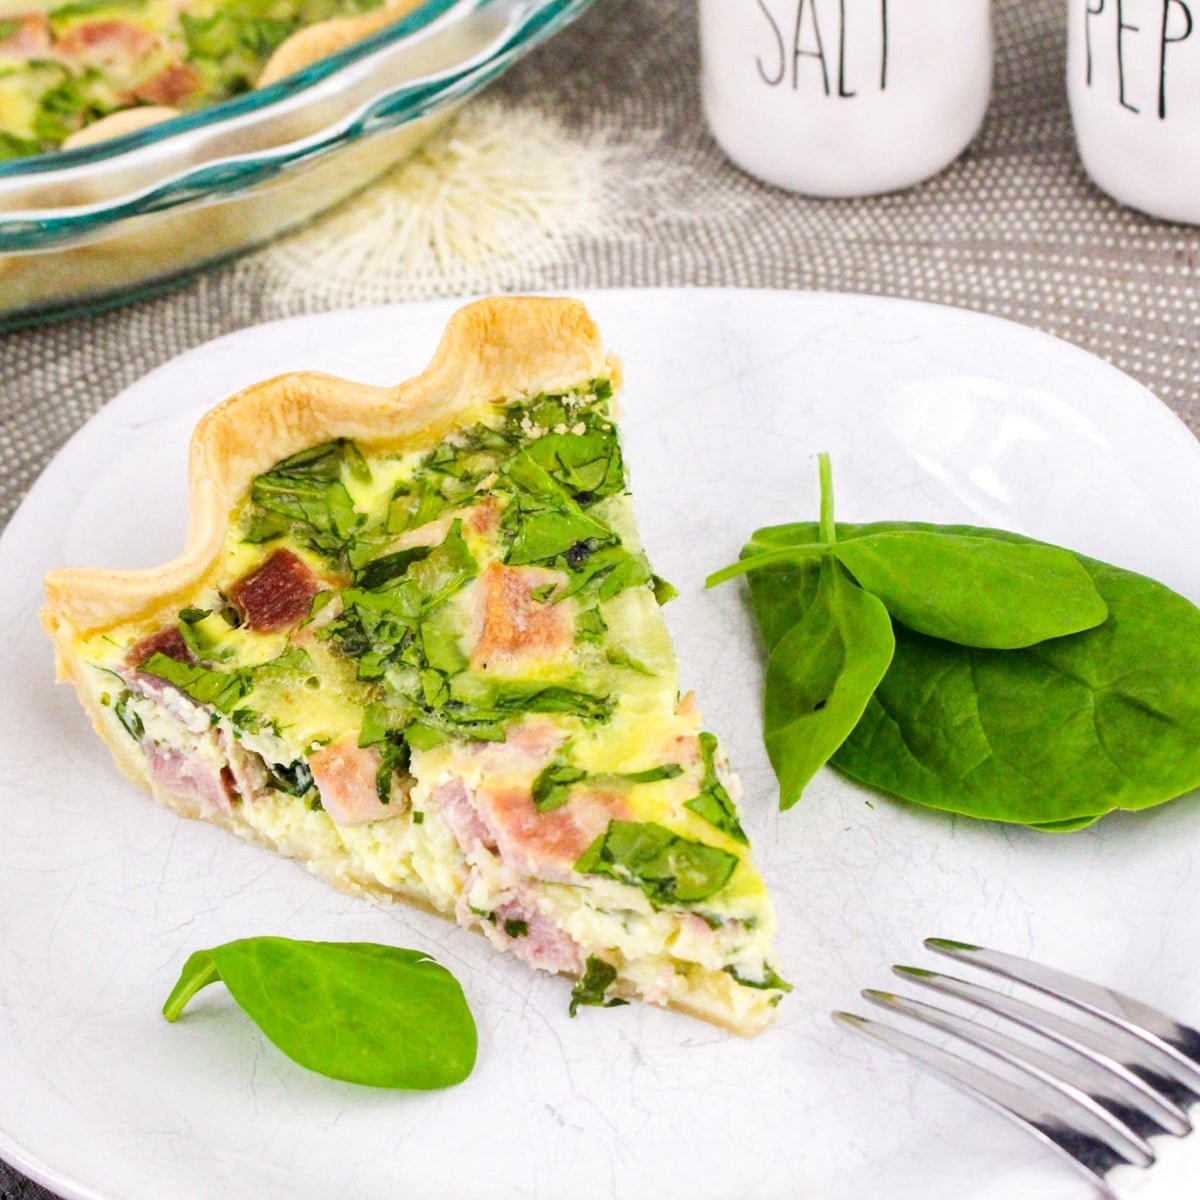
[834,939,1200,1199]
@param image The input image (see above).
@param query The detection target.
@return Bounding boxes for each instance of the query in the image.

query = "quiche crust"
[42,296,781,1038]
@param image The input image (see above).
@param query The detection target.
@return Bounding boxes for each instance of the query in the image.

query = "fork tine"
[926,939,1200,1094]
[894,965,1192,1135]
[834,1010,1131,1200]
[864,988,1162,1154]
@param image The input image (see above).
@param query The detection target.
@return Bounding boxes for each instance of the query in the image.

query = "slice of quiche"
[43,296,787,1034]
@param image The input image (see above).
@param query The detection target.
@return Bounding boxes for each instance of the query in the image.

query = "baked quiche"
[0,0,423,156]
[43,296,787,1034]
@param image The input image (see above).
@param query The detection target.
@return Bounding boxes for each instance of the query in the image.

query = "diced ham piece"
[434,778,497,853]
[132,61,202,105]
[144,742,235,817]
[490,896,583,975]
[477,783,627,881]
[309,736,400,827]
[454,871,583,976]
[126,624,192,669]
[468,563,573,673]
[57,19,154,59]
[454,715,566,774]
[501,716,565,761]
[227,549,321,633]
[430,718,613,881]
[0,14,50,55]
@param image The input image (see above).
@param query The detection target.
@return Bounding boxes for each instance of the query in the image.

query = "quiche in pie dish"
[0,0,425,156]
[42,296,787,1034]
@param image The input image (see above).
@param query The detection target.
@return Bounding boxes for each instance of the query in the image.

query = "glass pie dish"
[0,0,593,327]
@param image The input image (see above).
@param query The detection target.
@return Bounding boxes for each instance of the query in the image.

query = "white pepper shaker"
[1068,0,1200,224]
[699,0,993,198]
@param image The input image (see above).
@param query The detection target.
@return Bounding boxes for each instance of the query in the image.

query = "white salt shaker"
[1067,0,1200,224]
[699,1,993,197]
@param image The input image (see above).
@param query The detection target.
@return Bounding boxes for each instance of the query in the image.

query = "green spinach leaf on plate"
[827,526,1200,827]
[762,555,894,810]
[163,937,476,1090]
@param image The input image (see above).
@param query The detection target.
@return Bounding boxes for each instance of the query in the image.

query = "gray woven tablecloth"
[3,0,1199,1196]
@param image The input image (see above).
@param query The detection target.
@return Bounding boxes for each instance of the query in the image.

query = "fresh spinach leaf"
[761,556,895,810]
[716,526,1108,651]
[828,529,1200,825]
[829,531,1107,648]
[718,454,1153,823]
[711,456,894,812]
[575,821,738,906]
[742,504,1200,826]
[705,543,828,589]
[569,955,628,1017]
[162,937,476,1089]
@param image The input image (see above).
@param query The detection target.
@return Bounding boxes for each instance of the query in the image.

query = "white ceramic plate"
[3,290,1199,1200]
